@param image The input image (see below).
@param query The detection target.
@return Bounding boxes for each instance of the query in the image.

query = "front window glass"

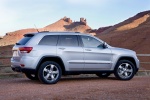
[81,36,103,48]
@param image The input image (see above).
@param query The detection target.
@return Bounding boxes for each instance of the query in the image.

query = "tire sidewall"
[114,60,135,80]
[38,61,62,84]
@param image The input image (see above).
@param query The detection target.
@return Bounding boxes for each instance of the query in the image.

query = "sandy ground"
[0,76,149,100]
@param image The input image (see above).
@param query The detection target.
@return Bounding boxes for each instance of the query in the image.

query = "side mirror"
[103,42,108,49]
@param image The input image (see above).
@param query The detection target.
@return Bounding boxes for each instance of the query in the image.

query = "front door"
[81,35,113,71]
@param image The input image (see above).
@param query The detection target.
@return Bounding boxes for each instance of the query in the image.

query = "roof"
[25,31,92,36]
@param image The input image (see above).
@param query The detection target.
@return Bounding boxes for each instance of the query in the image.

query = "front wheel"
[114,60,135,80]
[38,61,62,84]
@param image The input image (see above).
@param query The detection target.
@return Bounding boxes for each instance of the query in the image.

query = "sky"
[0,0,150,36]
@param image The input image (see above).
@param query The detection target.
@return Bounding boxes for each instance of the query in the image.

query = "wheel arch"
[115,56,137,70]
[36,56,66,75]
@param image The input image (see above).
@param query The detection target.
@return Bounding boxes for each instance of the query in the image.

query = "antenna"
[34,24,39,32]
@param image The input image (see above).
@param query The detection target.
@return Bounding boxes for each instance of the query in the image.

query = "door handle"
[59,48,65,50]
[85,49,91,51]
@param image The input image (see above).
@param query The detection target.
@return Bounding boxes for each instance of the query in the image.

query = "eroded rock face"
[80,18,87,25]
[0,17,92,46]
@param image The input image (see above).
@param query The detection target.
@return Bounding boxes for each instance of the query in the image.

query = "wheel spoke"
[127,69,133,73]
[124,72,128,77]
[50,65,55,71]
[52,70,59,74]
[119,65,123,69]
[125,63,129,69]
[44,68,48,72]
[119,70,124,75]
[50,74,55,80]
[45,73,50,79]
[118,65,124,75]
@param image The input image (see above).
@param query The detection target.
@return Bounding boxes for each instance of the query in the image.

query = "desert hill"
[44,17,91,33]
[0,28,37,46]
[0,17,91,46]
[97,10,150,54]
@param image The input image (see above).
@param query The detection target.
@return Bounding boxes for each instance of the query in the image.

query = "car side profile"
[11,32,140,84]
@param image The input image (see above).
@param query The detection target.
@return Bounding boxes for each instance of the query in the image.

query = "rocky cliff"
[0,17,92,46]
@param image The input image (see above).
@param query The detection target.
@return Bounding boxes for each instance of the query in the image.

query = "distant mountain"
[97,10,150,54]
[0,17,92,46]
[97,26,112,33]
[0,29,37,46]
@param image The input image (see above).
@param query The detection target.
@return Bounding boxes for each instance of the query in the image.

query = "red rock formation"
[97,10,150,54]
[0,17,91,46]
[80,18,87,25]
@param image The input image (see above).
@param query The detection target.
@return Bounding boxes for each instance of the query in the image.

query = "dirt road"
[0,76,149,100]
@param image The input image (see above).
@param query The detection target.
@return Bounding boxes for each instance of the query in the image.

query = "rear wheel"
[25,73,38,80]
[38,61,62,84]
[114,60,135,80]
[96,73,111,78]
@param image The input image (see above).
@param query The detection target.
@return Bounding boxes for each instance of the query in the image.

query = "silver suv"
[11,32,140,84]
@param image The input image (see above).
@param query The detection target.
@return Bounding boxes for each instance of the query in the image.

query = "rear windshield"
[16,34,34,45]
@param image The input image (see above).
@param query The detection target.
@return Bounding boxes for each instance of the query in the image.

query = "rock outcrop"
[0,17,92,46]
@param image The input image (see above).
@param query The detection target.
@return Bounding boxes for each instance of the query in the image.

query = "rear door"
[80,35,113,71]
[57,35,84,71]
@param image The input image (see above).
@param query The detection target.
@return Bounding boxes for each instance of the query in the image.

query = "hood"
[109,47,136,56]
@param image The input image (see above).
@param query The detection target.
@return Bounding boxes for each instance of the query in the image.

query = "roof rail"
[38,31,81,33]
[75,32,80,33]
[39,31,50,33]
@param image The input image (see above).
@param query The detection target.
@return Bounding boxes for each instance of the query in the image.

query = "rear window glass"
[38,35,58,46]
[16,35,33,45]
[58,35,79,47]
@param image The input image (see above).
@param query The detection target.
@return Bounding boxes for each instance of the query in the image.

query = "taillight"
[19,47,33,53]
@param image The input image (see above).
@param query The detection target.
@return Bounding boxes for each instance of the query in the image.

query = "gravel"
[0,76,149,100]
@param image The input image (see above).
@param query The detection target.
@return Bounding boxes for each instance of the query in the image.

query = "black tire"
[38,61,62,84]
[96,73,111,78]
[25,73,38,80]
[114,60,135,80]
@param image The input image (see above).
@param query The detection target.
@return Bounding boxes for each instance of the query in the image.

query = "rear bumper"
[11,56,39,69]
[11,66,36,74]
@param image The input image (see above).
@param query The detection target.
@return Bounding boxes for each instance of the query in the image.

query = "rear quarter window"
[38,35,58,46]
